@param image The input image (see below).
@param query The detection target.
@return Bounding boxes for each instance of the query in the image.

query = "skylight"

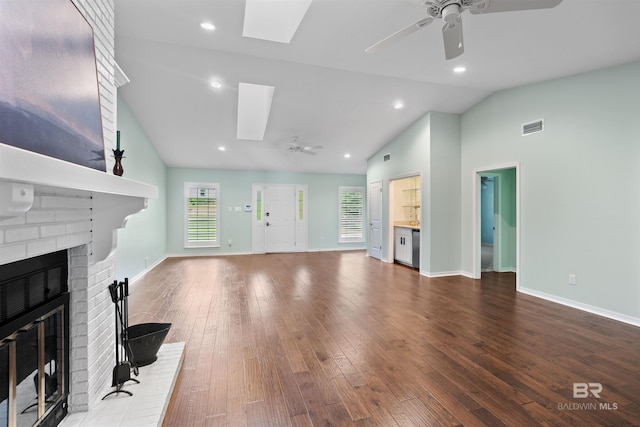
[237,83,275,141]
[243,0,313,44]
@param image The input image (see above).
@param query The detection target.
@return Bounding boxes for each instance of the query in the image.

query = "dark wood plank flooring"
[127,251,640,426]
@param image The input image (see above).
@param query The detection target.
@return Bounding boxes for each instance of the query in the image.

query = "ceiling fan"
[286,137,323,156]
[365,0,563,60]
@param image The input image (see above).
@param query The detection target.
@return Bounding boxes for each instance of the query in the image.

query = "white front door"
[369,181,383,260]
[265,185,296,253]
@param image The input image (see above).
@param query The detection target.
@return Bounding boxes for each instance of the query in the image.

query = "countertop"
[394,223,421,231]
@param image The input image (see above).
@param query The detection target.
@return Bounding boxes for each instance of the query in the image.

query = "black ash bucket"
[126,322,171,367]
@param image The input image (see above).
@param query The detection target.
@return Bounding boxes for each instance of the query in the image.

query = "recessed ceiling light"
[218,146,226,151]
[453,66,466,73]
[344,153,351,158]
[210,81,222,89]
[394,101,404,110]
[200,22,215,31]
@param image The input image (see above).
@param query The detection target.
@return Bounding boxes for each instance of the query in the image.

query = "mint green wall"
[367,113,429,265]
[115,96,168,279]
[367,111,461,275]
[461,61,640,318]
[429,112,461,275]
[166,168,366,255]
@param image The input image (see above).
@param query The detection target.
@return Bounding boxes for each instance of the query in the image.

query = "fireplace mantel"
[0,143,158,262]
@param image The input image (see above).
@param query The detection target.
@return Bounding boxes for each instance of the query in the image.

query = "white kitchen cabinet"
[394,227,413,266]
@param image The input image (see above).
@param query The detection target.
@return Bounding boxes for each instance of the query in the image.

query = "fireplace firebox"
[0,250,70,427]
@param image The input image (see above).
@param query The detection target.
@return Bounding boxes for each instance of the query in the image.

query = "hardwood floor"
[128,251,640,426]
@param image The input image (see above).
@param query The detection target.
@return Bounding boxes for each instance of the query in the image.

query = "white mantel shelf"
[0,143,157,199]
[1,143,158,262]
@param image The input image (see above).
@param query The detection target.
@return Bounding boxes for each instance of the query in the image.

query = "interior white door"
[265,185,296,253]
[369,181,382,260]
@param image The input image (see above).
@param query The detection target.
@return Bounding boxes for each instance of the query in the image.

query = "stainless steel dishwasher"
[412,229,420,269]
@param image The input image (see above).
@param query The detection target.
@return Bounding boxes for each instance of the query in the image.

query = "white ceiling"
[114,0,640,175]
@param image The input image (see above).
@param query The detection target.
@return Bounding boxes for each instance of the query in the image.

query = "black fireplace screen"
[0,250,69,427]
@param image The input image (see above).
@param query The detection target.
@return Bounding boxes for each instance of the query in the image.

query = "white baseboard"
[421,270,464,278]
[306,247,366,252]
[166,251,253,258]
[167,247,366,258]
[129,255,167,286]
[460,271,476,279]
[519,287,640,328]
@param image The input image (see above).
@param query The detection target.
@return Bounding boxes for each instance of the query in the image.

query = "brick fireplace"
[0,167,156,424]
[0,1,157,424]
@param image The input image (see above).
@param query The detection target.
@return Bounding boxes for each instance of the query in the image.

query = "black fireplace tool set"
[102,278,139,399]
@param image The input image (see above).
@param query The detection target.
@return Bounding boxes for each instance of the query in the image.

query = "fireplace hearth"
[1,250,70,427]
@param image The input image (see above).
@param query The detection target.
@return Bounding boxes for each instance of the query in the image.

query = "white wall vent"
[522,119,544,136]
[383,153,391,161]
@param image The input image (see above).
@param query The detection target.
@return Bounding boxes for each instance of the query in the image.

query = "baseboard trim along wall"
[166,251,253,258]
[166,248,365,259]
[460,271,475,279]
[519,287,640,328]
[129,255,168,287]
[422,270,464,278]
[307,247,366,252]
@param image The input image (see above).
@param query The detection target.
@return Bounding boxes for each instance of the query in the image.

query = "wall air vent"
[522,119,544,136]
[383,153,391,162]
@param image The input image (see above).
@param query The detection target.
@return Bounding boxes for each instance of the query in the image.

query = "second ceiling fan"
[286,136,323,156]
[365,0,563,60]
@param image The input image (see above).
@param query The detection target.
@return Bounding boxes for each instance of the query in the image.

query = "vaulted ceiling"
[114,0,640,174]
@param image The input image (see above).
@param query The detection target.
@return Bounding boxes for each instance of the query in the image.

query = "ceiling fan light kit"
[441,2,461,23]
[366,0,563,60]
[285,137,323,156]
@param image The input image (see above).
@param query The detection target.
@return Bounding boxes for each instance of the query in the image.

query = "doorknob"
[266,222,270,226]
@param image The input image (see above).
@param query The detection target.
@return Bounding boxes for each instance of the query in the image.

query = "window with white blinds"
[184,182,220,248]
[338,186,365,243]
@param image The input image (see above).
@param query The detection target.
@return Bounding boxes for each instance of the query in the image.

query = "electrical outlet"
[228,239,232,246]
[569,274,577,285]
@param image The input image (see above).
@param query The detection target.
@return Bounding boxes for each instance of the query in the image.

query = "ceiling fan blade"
[365,17,433,54]
[442,19,464,60]
[470,0,562,14]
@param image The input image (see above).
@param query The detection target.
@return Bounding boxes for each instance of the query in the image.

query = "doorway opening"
[389,174,421,269]
[473,165,519,289]
[480,175,497,272]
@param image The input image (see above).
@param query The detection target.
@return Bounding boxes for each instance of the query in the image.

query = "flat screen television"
[0,0,106,171]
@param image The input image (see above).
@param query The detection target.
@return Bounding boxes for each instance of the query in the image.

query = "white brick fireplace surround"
[0,147,157,413]
[0,1,159,418]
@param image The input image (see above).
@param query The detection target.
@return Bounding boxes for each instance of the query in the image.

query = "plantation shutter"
[185,183,220,247]
[338,186,365,243]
